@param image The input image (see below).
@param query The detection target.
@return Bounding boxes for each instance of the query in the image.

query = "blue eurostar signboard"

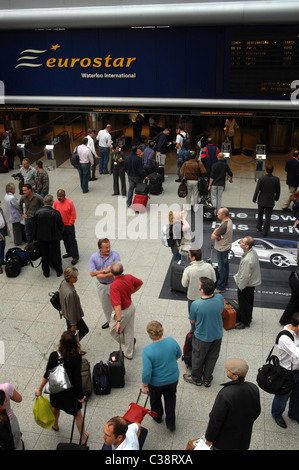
[1,27,222,99]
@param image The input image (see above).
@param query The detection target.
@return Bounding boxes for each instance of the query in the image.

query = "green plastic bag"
[33,396,55,429]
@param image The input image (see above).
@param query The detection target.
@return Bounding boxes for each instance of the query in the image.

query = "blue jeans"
[216,249,230,290]
[99,147,109,174]
[78,163,90,193]
[271,370,299,420]
[24,218,35,243]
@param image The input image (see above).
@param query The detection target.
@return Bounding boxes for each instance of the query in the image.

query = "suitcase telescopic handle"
[137,388,150,407]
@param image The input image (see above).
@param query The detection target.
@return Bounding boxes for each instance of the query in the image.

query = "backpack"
[182,331,193,368]
[92,361,111,395]
[70,146,79,168]
[256,330,295,395]
[5,247,28,267]
[81,358,92,397]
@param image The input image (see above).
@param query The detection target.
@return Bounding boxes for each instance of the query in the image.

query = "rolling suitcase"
[170,260,189,293]
[56,399,89,450]
[156,165,165,182]
[131,193,149,212]
[222,299,237,330]
[107,337,125,388]
[182,331,193,368]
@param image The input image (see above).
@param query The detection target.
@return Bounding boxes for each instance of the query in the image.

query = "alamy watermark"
[290,80,299,103]
[94,198,204,247]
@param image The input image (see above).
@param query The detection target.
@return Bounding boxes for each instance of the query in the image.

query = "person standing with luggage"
[180,153,206,210]
[59,267,89,352]
[124,145,146,209]
[109,261,143,360]
[271,313,299,429]
[34,331,88,445]
[18,184,44,244]
[141,321,182,432]
[183,277,224,388]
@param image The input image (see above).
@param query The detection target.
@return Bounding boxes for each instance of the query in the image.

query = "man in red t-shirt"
[109,261,143,359]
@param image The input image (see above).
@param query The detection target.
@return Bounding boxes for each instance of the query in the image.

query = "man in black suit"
[34,194,64,277]
[253,163,281,237]
[281,150,299,211]
[124,145,146,208]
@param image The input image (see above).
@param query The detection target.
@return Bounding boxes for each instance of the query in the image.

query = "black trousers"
[237,286,255,326]
[112,167,126,195]
[148,380,178,428]
[280,289,299,325]
[39,240,62,277]
[62,224,79,260]
[257,205,273,236]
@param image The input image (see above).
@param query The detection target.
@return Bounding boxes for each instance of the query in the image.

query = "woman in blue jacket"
[141,321,182,432]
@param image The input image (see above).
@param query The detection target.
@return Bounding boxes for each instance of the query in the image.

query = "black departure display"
[230,28,299,98]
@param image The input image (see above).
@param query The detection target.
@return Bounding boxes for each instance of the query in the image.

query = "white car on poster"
[228,238,298,268]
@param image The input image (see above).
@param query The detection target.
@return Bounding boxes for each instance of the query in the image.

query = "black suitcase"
[135,182,149,195]
[148,173,163,195]
[170,261,188,293]
[182,331,193,368]
[56,400,89,450]
[156,165,165,182]
[107,338,125,388]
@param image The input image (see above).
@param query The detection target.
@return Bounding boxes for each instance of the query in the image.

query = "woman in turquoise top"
[141,321,182,432]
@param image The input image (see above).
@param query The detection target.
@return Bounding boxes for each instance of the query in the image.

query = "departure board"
[230,28,299,98]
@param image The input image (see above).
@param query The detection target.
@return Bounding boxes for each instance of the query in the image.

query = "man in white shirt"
[271,313,299,429]
[77,138,94,194]
[102,417,140,450]
[86,129,98,181]
[96,124,112,174]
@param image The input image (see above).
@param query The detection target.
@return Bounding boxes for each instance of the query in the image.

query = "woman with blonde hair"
[59,266,89,354]
[141,321,182,432]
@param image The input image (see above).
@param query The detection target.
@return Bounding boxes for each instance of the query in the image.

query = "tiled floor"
[0,148,298,451]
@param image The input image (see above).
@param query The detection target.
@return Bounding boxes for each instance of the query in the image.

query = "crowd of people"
[0,124,299,451]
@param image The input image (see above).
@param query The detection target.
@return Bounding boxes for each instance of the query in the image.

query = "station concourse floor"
[0,149,298,451]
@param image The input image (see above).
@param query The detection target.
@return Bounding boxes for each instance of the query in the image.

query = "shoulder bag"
[44,353,72,394]
[256,330,295,395]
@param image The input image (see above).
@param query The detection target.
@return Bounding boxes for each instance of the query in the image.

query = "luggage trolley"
[255,144,266,181]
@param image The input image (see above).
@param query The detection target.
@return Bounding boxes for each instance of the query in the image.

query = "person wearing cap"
[204,358,261,450]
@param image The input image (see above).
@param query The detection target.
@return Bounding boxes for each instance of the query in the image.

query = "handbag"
[178,179,188,198]
[256,330,295,395]
[33,396,55,429]
[49,291,62,317]
[123,389,158,424]
[44,353,72,394]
